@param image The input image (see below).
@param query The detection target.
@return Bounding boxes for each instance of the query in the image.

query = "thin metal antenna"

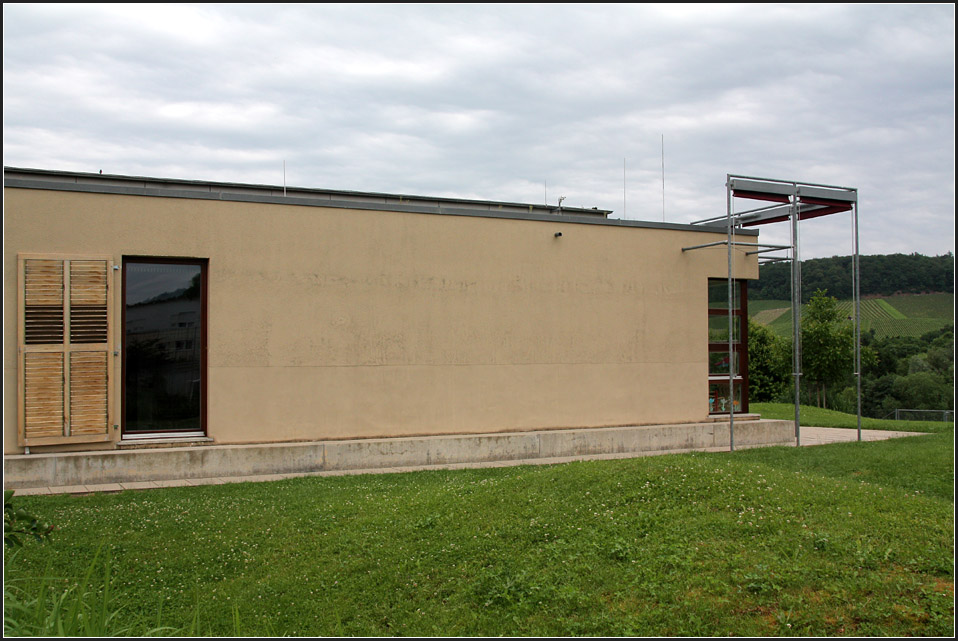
[283,160,287,197]
[623,158,627,217]
[661,134,665,222]
[544,180,547,205]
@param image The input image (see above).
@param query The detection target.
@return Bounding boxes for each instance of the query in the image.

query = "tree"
[801,290,855,408]
[747,319,790,402]
[892,371,954,411]
[749,252,954,301]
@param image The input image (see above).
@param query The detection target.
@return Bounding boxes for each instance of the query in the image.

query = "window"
[708,279,748,414]
[122,258,207,436]
[18,255,114,446]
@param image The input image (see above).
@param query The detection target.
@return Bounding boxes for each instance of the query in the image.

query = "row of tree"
[748,290,954,418]
[750,253,954,302]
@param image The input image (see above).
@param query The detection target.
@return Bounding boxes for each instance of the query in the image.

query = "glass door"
[707,278,748,414]
[122,258,206,436]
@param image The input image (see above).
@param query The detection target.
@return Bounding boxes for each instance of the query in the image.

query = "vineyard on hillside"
[750,292,954,338]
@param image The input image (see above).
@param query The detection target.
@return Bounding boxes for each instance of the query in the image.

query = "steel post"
[854,201,862,441]
[727,175,735,451]
[791,185,801,445]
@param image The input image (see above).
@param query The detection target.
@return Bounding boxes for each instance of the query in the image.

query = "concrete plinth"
[4,419,794,491]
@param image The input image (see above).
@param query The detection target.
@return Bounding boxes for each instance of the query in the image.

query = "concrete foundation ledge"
[4,419,794,490]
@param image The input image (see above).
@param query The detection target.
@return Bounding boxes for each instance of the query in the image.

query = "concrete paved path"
[10,426,926,497]
[792,426,924,445]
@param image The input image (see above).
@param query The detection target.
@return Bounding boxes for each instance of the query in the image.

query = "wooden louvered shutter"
[18,255,114,446]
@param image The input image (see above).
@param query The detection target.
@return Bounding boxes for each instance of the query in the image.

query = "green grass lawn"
[5,423,954,637]
[752,402,953,433]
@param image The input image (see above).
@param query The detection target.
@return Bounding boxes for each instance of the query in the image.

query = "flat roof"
[3,166,758,236]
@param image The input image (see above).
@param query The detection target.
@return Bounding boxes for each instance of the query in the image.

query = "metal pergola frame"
[686,174,861,450]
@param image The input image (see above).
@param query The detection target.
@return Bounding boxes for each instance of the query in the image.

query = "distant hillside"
[750,253,954,302]
[750,292,954,339]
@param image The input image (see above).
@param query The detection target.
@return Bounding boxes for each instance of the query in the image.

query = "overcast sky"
[3,3,955,259]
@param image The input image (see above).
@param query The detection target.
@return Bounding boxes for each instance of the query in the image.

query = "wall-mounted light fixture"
[554,232,563,238]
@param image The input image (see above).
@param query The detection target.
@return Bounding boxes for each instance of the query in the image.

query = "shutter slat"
[25,260,64,307]
[69,306,108,343]
[23,352,65,439]
[24,258,65,344]
[70,261,108,305]
[69,351,109,435]
[70,261,109,343]
[25,306,66,343]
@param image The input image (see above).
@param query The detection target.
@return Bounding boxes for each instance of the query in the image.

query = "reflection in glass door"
[123,259,206,435]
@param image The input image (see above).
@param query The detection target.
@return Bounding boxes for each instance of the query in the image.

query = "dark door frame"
[121,256,208,437]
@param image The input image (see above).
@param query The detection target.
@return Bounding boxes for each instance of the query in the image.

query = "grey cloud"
[3,3,954,258]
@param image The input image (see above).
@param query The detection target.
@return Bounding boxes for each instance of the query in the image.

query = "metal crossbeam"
[718,174,861,447]
[681,240,763,252]
[694,174,861,451]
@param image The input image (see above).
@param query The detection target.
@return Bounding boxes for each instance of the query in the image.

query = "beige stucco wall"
[3,186,758,454]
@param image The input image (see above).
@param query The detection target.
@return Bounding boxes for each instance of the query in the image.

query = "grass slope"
[748,299,792,314]
[751,402,953,434]
[5,424,954,637]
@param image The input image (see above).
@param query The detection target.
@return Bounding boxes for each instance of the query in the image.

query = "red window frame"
[708,279,749,414]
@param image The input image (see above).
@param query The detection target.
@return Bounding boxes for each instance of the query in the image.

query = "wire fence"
[889,409,955,423]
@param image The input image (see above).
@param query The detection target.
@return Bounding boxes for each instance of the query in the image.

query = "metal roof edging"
[4,173,758,236]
